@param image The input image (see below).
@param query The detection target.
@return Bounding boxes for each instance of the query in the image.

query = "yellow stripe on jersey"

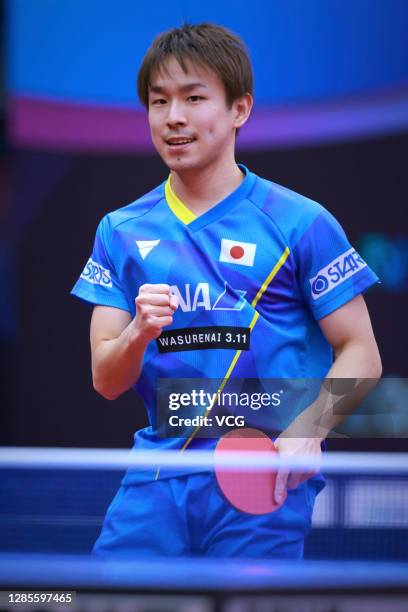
[165,176,197,225]
[252,246,290,309]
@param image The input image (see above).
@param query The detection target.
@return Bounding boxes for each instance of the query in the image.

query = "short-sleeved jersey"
[71,165,378,483]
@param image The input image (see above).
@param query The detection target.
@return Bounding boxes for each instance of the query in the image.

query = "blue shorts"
[93,472,321,559]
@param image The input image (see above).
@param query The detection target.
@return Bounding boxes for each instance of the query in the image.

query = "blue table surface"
[0,554,408,591]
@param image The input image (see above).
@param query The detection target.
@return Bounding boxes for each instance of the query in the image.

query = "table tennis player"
[71,23,382,559]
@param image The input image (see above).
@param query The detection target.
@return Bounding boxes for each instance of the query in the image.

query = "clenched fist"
[133,283,179,342]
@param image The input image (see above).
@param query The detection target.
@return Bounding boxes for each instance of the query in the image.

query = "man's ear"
[233,93,253,129]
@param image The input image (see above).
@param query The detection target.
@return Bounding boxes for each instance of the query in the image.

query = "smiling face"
[147,57,250,175]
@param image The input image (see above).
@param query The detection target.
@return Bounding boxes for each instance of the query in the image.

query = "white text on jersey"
[170,282,247,312]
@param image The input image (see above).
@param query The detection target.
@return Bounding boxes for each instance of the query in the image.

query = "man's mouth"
[165,137,196,147]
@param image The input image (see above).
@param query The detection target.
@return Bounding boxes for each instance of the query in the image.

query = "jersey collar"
[165,176,197,225]
[164,164,256,232]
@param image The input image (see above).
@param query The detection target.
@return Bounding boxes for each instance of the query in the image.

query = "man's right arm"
[91,284,178,400]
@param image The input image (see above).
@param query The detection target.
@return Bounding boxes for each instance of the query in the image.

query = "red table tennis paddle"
[214,427,287,515]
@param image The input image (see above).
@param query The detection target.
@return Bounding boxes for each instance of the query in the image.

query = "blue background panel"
[6,0,408,106]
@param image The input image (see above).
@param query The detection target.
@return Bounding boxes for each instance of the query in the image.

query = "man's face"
[147,57,239,172]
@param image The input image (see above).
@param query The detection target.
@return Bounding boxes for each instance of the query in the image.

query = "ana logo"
[80,258,112,287]
[170,282,247,312]
[309,248,367,299]
[136,239,160,260]
[219,239,257,267]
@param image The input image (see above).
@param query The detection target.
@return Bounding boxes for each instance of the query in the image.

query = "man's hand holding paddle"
[215,427,322,515]
[273,436,322,505]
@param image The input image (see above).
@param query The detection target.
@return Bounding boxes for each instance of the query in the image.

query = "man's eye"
[188,95,204,102]
[151,99,167,106]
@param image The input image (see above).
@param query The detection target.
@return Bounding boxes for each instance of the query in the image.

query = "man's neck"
[170,161,244,216]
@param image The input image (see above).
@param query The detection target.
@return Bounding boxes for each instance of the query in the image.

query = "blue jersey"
[71,165,378,482]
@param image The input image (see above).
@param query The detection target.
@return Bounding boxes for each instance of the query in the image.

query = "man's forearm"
[286,341,382,440]
[92,325,149,400]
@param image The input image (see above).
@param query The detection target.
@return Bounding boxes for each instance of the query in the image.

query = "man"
[71,23,381,558]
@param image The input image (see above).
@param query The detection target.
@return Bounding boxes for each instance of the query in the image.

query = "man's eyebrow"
[149,82,208,94]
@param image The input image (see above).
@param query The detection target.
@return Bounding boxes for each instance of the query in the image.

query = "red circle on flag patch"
[230,245,245,259]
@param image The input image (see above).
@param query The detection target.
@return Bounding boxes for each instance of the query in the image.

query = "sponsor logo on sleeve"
[219,239,257,267]
[309,248,367,300]
[80,258,112,287]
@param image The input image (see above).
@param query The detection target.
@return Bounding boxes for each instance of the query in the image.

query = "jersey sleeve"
[70,215,131,312]
[295,209,379,320]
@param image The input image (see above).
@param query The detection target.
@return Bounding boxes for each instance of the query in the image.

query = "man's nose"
[166,101,187,127]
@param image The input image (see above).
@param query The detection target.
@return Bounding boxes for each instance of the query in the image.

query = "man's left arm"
[274,294,382,504]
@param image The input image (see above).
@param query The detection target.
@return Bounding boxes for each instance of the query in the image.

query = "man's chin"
[166,157,201,172]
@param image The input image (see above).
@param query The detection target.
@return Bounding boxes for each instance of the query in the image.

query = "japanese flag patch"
[219,239,257,267]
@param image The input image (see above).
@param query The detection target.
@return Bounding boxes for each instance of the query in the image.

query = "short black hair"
[137,22,253,108]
